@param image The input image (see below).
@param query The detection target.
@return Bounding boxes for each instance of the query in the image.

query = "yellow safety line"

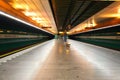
[0,42,42,58]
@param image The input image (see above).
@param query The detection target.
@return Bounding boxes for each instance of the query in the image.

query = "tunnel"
[0,0,120,80]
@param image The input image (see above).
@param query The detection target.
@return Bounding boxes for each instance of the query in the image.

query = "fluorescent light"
[23,11,37,16]
[0,11,53,34]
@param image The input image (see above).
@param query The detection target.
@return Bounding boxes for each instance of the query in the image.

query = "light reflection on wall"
[69,2,120,35]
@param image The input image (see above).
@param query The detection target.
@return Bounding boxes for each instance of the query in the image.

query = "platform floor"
[0,39,120,80]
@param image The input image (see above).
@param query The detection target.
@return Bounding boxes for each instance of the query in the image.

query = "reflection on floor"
[0,39,120,80]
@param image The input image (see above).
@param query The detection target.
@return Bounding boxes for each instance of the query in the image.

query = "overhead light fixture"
[0,30,3,33]
[23,11,37,16]
[117,32,120,34]
[59,31,64,34]
[32,17,42,21]
[116,6,120,18]
[66,32,70,34]
[9,2,29,11]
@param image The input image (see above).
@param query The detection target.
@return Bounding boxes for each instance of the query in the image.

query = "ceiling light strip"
[0,11,53,34]
[71,24,120,35]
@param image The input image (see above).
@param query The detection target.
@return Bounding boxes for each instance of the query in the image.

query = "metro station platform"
[0,39,120,80]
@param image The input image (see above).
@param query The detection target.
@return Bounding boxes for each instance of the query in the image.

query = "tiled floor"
[0,39,120,80]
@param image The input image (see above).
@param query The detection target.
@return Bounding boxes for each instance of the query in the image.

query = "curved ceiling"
[0,0,116,35]
[49,0,114,31]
